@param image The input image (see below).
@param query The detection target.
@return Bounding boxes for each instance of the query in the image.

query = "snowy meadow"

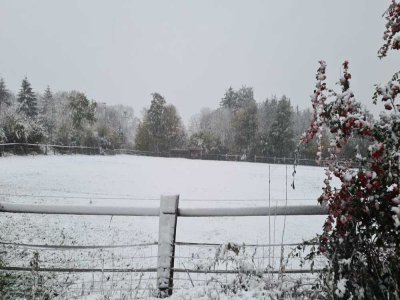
[0,155,328,245]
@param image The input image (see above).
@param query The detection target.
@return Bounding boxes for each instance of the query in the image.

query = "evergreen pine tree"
[41,86,56,142]
[17,77,38,118]
[236,86,255,109]
[161,104,186,151]
[255,97,278,155]
[41,86,54,115]
[220,87,238,110]
[0,78,11,114]
[136,93,186,152]
[267,96,295,157]
[68,92,96,131]
[147,93,166,152]
[220,86,255,112]
[135,117,153,151]
[233,101,258,156]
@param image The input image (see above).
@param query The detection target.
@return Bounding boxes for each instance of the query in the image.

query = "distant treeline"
[133,86,372,160]
[0,77,370,160]
[0,77,137,150]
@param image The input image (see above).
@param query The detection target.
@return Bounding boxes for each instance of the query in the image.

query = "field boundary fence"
[0,142,324,166]
[0,195,328,298]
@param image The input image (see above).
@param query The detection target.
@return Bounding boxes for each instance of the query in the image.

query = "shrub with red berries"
[296,1,400,298]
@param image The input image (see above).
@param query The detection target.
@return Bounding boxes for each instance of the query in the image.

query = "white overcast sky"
[0,1,399,123]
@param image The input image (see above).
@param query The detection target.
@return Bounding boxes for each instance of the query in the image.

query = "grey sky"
[1,1,399,124]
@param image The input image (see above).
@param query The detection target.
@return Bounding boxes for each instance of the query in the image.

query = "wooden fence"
[0,195,328,298]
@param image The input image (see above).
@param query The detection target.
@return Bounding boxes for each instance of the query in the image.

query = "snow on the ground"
[0,154,328,245]
[0,155,330,298]
[1,154,324,205]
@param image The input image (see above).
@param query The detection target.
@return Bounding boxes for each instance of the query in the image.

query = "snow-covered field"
[0,154,328,244]
[0,155,330,298]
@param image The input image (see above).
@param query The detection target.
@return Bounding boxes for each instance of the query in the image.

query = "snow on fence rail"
[1,266,324,275]
[0,241,314,250]
[0,195,328,298]
[0,203,328,216]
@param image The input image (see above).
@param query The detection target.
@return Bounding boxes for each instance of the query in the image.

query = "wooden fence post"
[157,195,179,298]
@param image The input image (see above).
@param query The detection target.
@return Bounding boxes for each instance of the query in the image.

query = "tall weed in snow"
[180,243,319,299]
[0,251,63,299]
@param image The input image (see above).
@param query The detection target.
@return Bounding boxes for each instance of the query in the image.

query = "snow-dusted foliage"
[0,107,46,144]
[17,77,38,119]
[0,128,5,143]
[189,92,307,158]
[0,78,140,151]
[135,93,186,153]
[378,1,400,58]
[296,3,400,298]
[0,78,12,113]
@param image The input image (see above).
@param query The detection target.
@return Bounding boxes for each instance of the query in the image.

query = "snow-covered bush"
[0,109,46,144]
[295,2,400,298]
[189,131,226,154]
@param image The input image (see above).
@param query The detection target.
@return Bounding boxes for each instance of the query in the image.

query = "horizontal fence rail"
[0,241,315,250]
[0,241,158,249]
[179,205,328,217]
[1,266,323,275]
[0,203,160,216]
[0,202,328,216]
[1,266,158,273]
